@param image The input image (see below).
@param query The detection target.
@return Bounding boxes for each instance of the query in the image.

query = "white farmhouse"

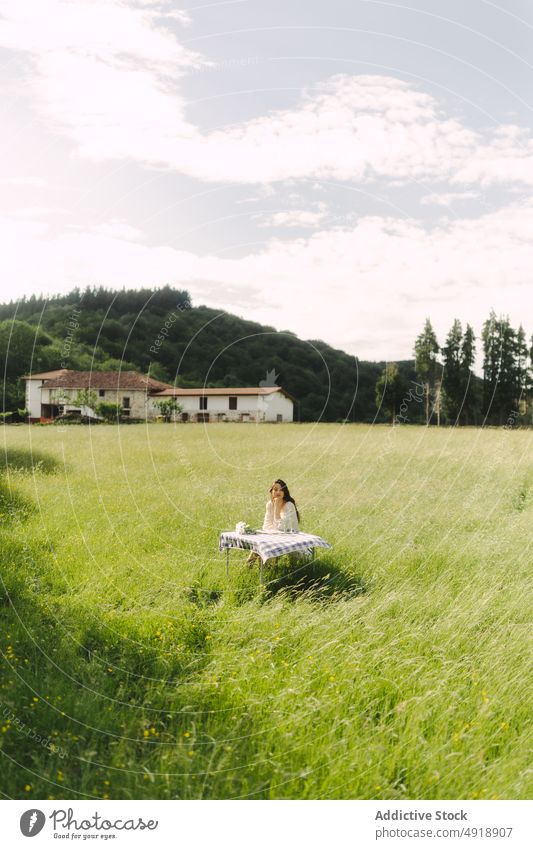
[23,369,172,422]
[23,370,296,423]
[150,386,295,422]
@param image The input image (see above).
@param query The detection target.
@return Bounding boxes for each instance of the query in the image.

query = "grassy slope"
[0,422,532,800]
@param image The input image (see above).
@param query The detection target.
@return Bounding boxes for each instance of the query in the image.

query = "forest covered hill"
[0,285,421,422]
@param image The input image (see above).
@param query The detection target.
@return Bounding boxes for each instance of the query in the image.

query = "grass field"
[0,421,532,800]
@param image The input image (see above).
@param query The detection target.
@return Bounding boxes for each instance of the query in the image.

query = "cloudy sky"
[1,0,532,371]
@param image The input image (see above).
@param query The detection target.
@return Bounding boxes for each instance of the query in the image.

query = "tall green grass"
[0,422,531,799]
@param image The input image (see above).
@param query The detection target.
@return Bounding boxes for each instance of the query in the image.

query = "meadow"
[0,421,532,800]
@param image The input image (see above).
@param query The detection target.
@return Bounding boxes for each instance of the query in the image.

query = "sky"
[1,0,532,372]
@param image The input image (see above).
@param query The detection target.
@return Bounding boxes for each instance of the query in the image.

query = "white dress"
[262,499,299,532]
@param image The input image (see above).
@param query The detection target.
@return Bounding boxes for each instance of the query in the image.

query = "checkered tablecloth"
[219,530,332,564]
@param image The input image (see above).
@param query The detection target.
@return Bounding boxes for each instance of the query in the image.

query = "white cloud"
[421,191,480,206]
[0,0,199,68]
[0,0,209,165]
[0,205,70,217]
[66,218,144,241]
[0,176,49,188]
[257,209,328,227]
[2,202,532,367]
[2,1,533,189]
[159,9,192,25]
[193,76,533,187]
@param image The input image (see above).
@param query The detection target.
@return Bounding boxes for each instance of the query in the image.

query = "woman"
[263,479,300,532]
[247,479,301,567]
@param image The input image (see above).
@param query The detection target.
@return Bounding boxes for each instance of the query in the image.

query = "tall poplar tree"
[414,318,440,425]
[442,320,478,425]
[482,310,501,424]
[441,319,463,423]
[515,324,529,417]
[528,333,533,423]
[460,323,477,425]
[482,311,521,424]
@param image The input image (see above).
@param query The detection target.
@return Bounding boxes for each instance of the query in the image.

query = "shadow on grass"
[0,449,51,524]
[181,568,223,608]
[0,478,34,525]
[262,556,368,603]
[0,447,60,474]
[184,583,222,608]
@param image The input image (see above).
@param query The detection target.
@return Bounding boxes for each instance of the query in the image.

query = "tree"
[515,324,529,419]
[441,319,463,423]
[460,324,477,425]
[441,320,477,425]
[2,380,23,414]
[526,332,533,423]
[375,363,409,424]
[499,318,519,421]
[481,311,522,424]
[222,373,239,387]
[414,318,440,425]
[0,319,54,410]
[147,361,171,383]
[95,401,122,422]
[0,319,53,381]
[481,309,500,424]
[153,398,183,422]
[72,389,98,415]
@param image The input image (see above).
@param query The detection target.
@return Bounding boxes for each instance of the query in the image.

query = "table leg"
[226,548,229,577]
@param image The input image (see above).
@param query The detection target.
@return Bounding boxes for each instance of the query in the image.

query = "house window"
[123,397,130,409]
[199,396,207,410]
[229,396,237,410]
[99,389,105,397]
[277,414,283,422]
[181,412,189,422]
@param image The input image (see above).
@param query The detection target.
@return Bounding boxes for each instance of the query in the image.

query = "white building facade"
[150,387,295,422]
[23,371,295,423]
[23,369,171,422]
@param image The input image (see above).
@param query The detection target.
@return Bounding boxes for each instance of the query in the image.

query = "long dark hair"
[270,479,301,523]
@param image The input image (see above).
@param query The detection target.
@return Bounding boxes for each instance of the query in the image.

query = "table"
[218,530,332,584]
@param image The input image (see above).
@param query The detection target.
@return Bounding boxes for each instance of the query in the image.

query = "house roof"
[41,370,172,393]
[153,386,296,402]
[24,370,296,402]
[23,368,72,380]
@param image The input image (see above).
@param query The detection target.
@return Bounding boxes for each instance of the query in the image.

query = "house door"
[41,404,60,419]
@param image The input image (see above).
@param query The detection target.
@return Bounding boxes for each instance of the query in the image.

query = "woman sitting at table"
[264,479,300,532]
[247,479,301,566]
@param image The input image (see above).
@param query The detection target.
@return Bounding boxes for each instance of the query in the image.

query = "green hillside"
[0,286,420,423]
